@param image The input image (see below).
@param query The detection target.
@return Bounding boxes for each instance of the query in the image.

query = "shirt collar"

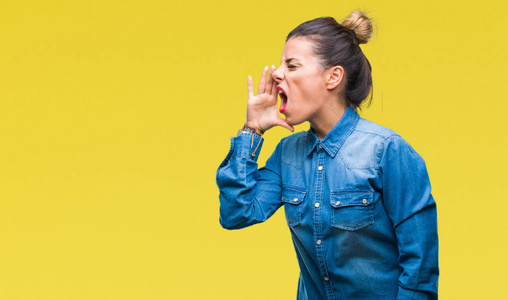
[305,106,360,157]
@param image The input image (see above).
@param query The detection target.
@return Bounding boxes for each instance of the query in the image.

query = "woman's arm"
[216,65,293,229]
[380,135,439,299]
[216,135,283,229]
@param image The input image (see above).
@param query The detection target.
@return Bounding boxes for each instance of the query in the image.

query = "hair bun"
[341,10,373,44]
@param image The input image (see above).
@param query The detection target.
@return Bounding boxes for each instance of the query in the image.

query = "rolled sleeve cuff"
[233,133,264,161]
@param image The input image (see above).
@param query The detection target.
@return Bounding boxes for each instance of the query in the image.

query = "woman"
[216,10,439,300]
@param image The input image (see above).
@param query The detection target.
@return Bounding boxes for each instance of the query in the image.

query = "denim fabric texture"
[216,107,439,300]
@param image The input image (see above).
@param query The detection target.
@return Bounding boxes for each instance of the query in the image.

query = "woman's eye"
[287,65,297,69]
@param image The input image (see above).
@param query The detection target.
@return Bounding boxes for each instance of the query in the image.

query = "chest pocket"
[330,190,374,231]
[281,187,306,227]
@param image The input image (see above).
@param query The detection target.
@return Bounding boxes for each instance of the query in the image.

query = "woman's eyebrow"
[285,58,300,64]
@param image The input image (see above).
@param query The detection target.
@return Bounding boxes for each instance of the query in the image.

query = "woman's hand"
[245,65,294,134]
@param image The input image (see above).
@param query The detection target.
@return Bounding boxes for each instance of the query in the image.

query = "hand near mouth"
[245,65,294,134]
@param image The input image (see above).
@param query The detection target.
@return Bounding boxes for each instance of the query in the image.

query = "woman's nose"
[272,65,284,83]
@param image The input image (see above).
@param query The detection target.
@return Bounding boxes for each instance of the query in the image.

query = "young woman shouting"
[216,10,439,300]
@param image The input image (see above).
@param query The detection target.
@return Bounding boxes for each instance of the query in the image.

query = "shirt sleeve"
[216,133,284,230]
[379,135,439,299]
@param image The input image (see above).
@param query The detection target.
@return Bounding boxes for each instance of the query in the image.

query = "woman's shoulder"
[354,117,400,140]
[353,117,424,161]
[347,117,417,157]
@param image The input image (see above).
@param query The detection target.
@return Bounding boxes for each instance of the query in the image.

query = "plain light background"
[0,0,506,299]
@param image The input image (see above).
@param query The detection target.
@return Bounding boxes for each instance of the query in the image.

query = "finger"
[247,75,254,100]
[275,118,295,132]
[265,65,275,95]
[270,72,278,97]
[257,65,268,95]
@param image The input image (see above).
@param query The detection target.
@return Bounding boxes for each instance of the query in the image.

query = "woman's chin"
[283,115,292,125]
[284,116,303,127]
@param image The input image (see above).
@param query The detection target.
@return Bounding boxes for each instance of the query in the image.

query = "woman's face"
[272,37,330,126]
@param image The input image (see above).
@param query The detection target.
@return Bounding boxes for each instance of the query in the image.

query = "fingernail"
[264,65,268,70]
[248,75,252,80]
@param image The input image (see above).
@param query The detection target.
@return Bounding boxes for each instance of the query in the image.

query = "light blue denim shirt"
[216,107,439,299]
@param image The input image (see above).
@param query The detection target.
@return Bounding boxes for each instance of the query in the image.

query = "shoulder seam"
[354,128,400,140]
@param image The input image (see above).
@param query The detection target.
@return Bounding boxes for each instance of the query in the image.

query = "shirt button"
[318,144,323,149]
[324,277,329,281]
[293,198,298,202]
[316,240,322,245]
[317,166,324,171]
[362,198,367,204]
[315,202,320,208]
[335,201,341,206]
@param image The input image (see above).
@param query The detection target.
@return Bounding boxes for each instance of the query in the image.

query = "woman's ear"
[326,66,344,90]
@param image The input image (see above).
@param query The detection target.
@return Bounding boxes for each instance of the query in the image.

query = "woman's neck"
[310,103,347,140]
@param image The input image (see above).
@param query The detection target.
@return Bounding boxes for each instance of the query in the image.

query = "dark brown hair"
[286,10,374,109]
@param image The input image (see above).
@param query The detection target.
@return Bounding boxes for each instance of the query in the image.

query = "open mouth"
[277,86,288,113]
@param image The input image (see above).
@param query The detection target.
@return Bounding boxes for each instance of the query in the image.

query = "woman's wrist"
[243,122,264,135]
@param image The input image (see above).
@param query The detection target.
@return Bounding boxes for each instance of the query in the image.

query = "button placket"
[312,149,331,292]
